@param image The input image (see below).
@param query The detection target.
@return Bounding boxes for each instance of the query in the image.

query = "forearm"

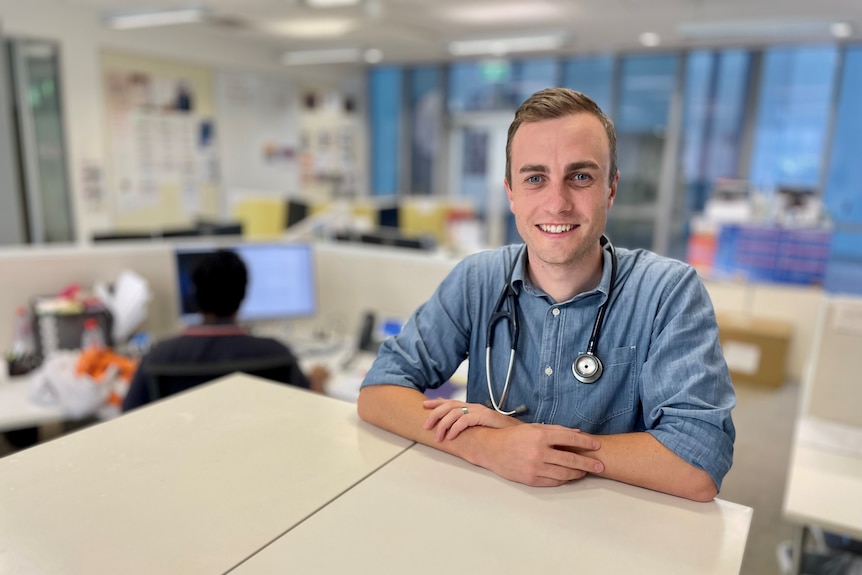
[357,384,486,464]
[584,432,718,502]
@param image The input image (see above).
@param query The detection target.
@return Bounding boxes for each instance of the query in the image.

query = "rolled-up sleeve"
[640,266,736,490]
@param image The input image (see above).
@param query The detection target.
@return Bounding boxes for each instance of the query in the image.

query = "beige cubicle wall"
[0,243,179,351]
[801,296,862,427]
[296,242,459,339]
[0,240,832,386]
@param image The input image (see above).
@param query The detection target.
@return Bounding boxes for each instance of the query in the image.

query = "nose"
[547,179,573,213]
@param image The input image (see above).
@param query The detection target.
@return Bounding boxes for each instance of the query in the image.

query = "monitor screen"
[174,243,317,323]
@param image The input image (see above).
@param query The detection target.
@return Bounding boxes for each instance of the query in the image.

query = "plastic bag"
[28,352,110,419]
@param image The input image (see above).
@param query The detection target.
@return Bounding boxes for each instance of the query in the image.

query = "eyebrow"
[518,161,602,174]
[564,161,601,172]
[519,164,547,174]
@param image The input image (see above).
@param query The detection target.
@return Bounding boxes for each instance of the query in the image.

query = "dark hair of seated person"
[193,249,247,318]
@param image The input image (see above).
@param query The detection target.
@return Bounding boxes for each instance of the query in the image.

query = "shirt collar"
[182,321,248,337]
[510,243,614,305]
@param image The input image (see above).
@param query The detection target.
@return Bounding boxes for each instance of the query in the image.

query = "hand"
[422,398,519,441]
[475,424,604,487]
[308,365,330,394]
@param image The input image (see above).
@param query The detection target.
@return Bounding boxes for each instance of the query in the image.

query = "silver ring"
[461,406,469,415]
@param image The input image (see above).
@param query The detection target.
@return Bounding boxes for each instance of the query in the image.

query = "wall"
[0,243,179,351]
[216,71,300,209]
[0,0,364,244]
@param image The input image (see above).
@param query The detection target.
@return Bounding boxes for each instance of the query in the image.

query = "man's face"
[504,113,617,270]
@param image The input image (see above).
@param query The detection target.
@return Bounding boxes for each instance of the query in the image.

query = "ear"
[607,170,619,209]
[504,177,515,213]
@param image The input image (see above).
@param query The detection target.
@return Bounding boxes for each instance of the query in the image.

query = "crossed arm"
[357,384,718,502]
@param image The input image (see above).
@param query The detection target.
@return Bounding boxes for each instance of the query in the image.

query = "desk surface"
[783,442,862,541]
[233,444,753,575]
[0,378,65,432]
[0,375,413,575]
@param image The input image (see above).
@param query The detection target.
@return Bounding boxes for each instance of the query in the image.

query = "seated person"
[122,249,327,411]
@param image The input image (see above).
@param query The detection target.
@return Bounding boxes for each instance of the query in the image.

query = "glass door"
[447,113,512,248]
[8,39,74,243]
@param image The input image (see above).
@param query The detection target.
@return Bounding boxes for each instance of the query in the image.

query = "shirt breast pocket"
[573,345,637,426]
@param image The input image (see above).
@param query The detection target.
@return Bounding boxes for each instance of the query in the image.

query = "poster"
[104,70,214,213]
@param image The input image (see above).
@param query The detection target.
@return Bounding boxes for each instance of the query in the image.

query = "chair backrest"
[145,354,300,402]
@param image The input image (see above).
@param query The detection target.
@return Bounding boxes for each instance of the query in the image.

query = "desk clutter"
[4,271,153,421]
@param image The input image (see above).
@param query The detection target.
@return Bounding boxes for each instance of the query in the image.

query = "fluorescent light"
[264,18,355,38]
[281,48,361,65]
[678,20,852,40]
[448,35,565,57]
[639,32,661,47]
[831,22,853,38]
[305,0,360,7]
[363,48,383,64]
[443,3,565,25]
[104,8,206,30]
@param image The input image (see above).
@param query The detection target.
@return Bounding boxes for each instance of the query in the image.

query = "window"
[748,46,839,194]
[369,67,403,195]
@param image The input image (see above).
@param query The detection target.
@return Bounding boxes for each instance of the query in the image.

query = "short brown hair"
[505,87,617,184]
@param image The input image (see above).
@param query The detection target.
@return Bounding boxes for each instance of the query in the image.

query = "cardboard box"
[715,313,792,388]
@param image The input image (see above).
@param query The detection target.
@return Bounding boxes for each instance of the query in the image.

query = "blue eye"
[527,175,542,184]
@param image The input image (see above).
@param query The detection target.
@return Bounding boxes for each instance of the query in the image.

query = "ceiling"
[64,0,862,65]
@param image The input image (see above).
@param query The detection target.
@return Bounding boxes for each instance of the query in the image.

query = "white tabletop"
[233,444,753,575]
[0,374,413,575]
[783,442,862,540]
[0,377,65,432]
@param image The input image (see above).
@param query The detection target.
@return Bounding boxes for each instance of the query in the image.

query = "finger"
[422,398,451,409]
[546,447,605,474]
[422,402,462,430]
[445,414,475,440]
[543,426,601,451]
[526,465,588,486]
[433,408,466,442]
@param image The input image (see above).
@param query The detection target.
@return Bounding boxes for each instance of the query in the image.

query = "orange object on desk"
[76,348,138,382]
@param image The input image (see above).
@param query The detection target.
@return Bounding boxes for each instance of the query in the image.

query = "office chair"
[144,354,302,402]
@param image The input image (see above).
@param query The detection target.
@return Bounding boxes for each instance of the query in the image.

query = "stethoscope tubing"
[485,237,617,414]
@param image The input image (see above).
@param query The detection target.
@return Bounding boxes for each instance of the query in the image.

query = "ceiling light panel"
[443,2,566,25]
[448,34,565,57]
[104,8,207,30]
[282,48,361,65]
[305,0,361,7]
[263,18,356,38]
[677,19,853,40]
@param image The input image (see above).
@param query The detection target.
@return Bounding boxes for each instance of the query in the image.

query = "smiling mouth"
[538,224,576,234]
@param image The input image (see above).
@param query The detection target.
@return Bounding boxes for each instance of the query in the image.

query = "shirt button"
[552,308,560,317]
[545,366,553,376]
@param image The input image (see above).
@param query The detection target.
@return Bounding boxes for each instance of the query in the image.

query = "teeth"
[539,224,574,234]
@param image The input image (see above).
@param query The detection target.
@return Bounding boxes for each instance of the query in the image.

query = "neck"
[527,246,605,303]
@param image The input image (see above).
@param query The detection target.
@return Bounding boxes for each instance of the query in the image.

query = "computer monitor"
[174,242,317,324]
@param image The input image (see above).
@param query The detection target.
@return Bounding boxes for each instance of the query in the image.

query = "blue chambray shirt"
[361,244,736,490]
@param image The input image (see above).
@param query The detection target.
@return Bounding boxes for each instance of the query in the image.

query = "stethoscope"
[485,235,617,416]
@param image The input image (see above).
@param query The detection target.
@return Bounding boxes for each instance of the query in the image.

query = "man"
[123,249,327,411]
[357,87,735,502]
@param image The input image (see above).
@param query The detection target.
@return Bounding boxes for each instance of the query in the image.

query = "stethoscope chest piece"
[572,352,603,384]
